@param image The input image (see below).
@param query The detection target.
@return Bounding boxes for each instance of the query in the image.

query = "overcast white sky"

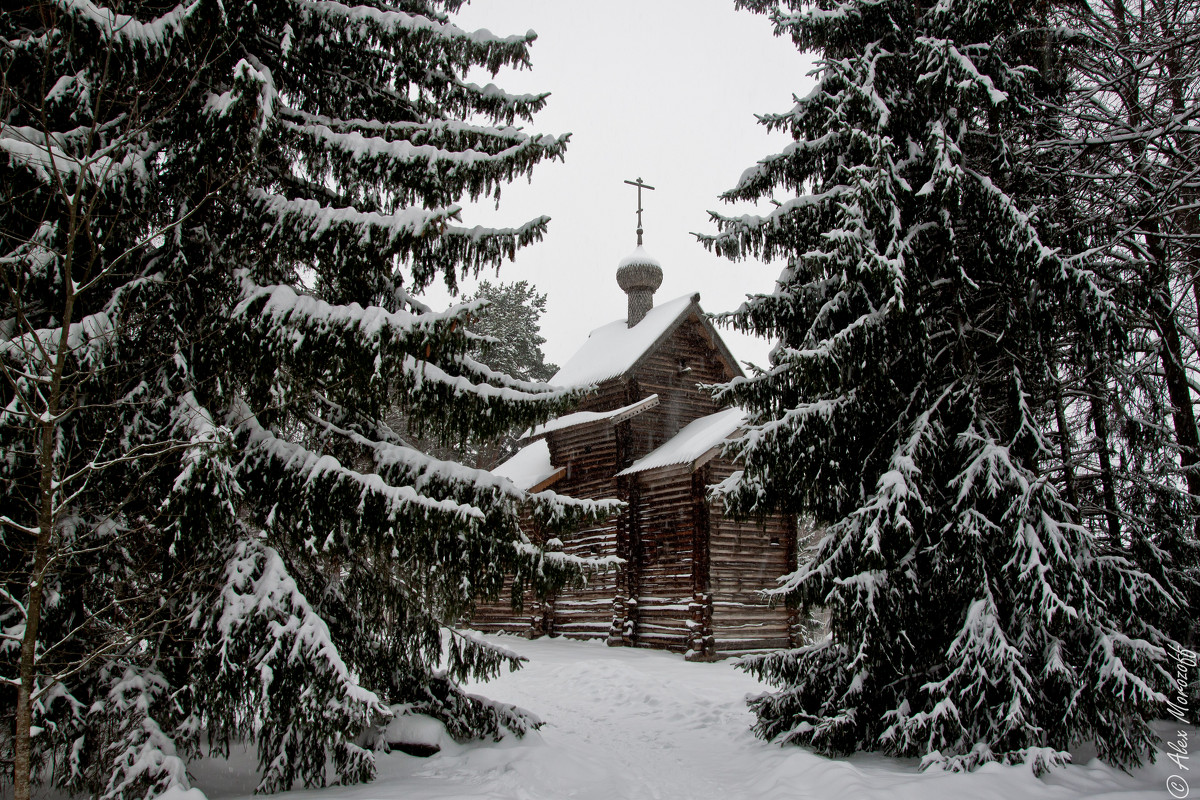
[429,1,816,370]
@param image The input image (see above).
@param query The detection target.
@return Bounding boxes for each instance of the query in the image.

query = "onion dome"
[616,246,663,327]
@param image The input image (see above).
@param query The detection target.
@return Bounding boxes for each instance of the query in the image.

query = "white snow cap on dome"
[617,246,661,268]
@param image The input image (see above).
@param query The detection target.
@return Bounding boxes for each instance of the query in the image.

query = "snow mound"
[153,788,209,800]
[383,711,453,757]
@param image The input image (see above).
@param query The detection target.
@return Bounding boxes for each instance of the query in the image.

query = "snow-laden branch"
[400,353,576,404]
[294,0,532,45]
[277,107,534,144]
[915,36,1010,106]
[215,538,387,708]
[511,540,623,574]
[305,411,530,501]
[1,124,155,186]
[251,188,455,243]
[232,273,440,340]
[96,666,196,800]
[716,184,853,234]
[281,119,565,169]
[0,309,115,374]
[233,403,487,523]
[51,0,203,51]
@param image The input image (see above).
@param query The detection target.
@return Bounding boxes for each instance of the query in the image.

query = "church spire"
[617,177,662,327]
[624,177,655,247]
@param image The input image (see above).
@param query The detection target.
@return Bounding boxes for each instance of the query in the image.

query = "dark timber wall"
[627,316,732,458]
[541,419,623,640]
[470,418,622,640]
[704,460,798,655]
[620,464,696,652]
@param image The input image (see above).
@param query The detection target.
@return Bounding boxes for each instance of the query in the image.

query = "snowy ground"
[195,635,1192,800]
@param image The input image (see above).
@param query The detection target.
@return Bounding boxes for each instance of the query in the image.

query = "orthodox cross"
[624,176,656,246]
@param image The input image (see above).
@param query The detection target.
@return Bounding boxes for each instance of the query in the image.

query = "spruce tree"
[398,279,558,468]
[1,3,611,798]
[468,280,558,385]
[704,0,1176,772]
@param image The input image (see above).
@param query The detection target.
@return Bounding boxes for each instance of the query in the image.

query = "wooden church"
[472,201,800,660]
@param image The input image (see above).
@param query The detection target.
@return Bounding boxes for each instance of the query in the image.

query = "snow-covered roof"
[492,439,558,491]
[521,394,659,440]
[617,407,746,476]
[550,294,698,387]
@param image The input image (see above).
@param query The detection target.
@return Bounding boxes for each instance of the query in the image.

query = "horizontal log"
[555,598,615,608]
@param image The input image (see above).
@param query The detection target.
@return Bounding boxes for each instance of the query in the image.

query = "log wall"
[704,460,799,655]
[573,377,636,415]
[627,317,735,460]
[543,419,624,639]
[623,464,697,653]
[470,417,624,639]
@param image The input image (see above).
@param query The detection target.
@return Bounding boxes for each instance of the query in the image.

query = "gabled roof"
[549,293,742,388]
[520,394,659,441]
[616,407,746,477]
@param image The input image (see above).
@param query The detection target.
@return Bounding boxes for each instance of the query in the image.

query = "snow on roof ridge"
[550,293,698,388]
[520,394,660,440]
[616,407,746,476]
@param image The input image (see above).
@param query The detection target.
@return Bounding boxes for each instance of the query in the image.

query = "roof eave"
[527,467,567,493]
[520,393,661,442]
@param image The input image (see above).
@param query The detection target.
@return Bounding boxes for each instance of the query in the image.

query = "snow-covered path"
[197,635,1190,800]
[448,638,770,800]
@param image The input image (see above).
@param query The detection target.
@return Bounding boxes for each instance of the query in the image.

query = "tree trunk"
[14,520,51,800]
[1054,377,1080,517]
[1145,228,1200,500]
[14,406,61,800]
[1087,377,1123,546]
[12,169,80,800]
